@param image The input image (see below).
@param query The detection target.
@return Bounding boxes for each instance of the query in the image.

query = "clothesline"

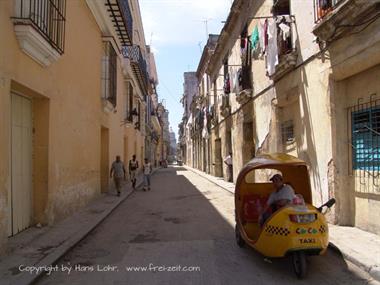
[249,14,296,20]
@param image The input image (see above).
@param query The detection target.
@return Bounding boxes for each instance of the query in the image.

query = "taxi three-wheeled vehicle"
[234,153,336,278]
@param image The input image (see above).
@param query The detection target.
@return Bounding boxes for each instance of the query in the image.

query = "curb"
[12,170,158,285]
[328,242,380,283]
[184,166,235,195]
[186,165,380,283]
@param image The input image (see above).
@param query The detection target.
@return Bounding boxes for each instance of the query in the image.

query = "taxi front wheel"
[235,224,245,248]
[292,251,307,279]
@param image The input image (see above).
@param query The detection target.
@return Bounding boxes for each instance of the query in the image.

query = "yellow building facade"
[0,0,151,252]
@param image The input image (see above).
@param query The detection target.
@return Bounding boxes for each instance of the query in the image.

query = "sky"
[139,0,233,138]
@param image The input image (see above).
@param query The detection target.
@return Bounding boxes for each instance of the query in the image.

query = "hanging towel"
[259,20,265,56]
[279,22,290,41]
[224,73,231,94]
[266,19,278,76]
[230,69,236,93]
[251,25,259,50]
[236,69,240,92]
[264,19,269,50]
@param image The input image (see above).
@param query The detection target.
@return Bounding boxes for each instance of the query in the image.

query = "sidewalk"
[0,169,158,285]
[185,165,380,282]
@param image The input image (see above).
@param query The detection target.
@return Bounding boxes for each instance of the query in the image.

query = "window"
[223,58,230,96]
[272,0,290,16]
[102,42,117,107]
[281,120,295,144]
[14,0,66,54]
[352,108,380,170]
[137,101,141,130]
[314,0,342,22]
[126,82,133,121]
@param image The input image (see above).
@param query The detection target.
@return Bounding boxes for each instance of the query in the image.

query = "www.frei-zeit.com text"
[18,264,201,275]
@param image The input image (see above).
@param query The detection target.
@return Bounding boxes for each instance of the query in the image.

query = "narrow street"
[36,167,373,285]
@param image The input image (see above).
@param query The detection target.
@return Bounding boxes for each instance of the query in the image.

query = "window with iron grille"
[126,82,133,121]
[102,42,117,107]
[281,120,295,144]
[314,0,342,22]
[351,108,380,170]
[13,0,66,54]
[137,101,141,130]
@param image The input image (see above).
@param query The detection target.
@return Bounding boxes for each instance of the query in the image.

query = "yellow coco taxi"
[234,153,336,279]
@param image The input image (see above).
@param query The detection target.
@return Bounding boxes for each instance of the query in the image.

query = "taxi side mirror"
[317,198,336,212]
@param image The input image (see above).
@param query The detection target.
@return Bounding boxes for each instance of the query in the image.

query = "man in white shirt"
[259,174,295,226]
[129,155,139,189]
[110,155,126,197]
[142,158,153,191]
[224,152,233,182]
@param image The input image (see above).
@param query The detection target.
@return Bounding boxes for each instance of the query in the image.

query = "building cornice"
[206,0,245,81]
[196,35,219,80]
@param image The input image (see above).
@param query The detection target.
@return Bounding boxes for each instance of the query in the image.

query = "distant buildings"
[168,128,177,162]
[178,72,199,166]
[157,103,170,163]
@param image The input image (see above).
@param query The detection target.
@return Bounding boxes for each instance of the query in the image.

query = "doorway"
[124,137,128,166]
[100,127,109,193]
[214,138,223,177]
[10,93,33,236]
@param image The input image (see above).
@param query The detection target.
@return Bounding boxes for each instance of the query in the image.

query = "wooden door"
[10,94,33,235]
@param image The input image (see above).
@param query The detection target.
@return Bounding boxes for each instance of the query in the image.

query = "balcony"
[12,0,66,66]
[151,131,160,144]
[314,0,342,23]
[268,16,298,81]
[220,95,231,118]
[194,109,204,133]
[236,67,253,105]
[151,114,161,132]
[105,0,133,46]
[313,0,380,42]
[122,45,149,94]
[236,89,253,105]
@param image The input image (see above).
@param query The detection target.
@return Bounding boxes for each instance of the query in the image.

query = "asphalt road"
[36,167,374,285]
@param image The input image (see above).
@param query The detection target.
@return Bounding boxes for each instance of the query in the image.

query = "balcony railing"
[314,0,343,23]
[105,0,133,45]
[122,45,149,93]
[12,0,66,54]
[313,0,379,42]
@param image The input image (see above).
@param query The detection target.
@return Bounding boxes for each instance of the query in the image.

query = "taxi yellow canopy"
[235,153,313,204]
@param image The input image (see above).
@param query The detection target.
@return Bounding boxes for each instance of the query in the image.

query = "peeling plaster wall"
[252,57,333,207]
[255,90,276,152]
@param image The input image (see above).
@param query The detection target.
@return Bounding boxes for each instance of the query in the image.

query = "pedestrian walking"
[129,155,139,189]
[142,158,153,191]
[224,152,233,182]
[110,155,126,196]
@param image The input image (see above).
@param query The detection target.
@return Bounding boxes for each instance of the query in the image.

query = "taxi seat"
[242,195,268,223]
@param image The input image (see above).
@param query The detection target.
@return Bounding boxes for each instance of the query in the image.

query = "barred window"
[352,108,380,170]
[102,42,117,107]
[126,82,133,121]
[137,101,141,130]
[281,120,295,144]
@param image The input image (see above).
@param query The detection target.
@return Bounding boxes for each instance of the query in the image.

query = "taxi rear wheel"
[292,251,307,279]
[235,224,245,248]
